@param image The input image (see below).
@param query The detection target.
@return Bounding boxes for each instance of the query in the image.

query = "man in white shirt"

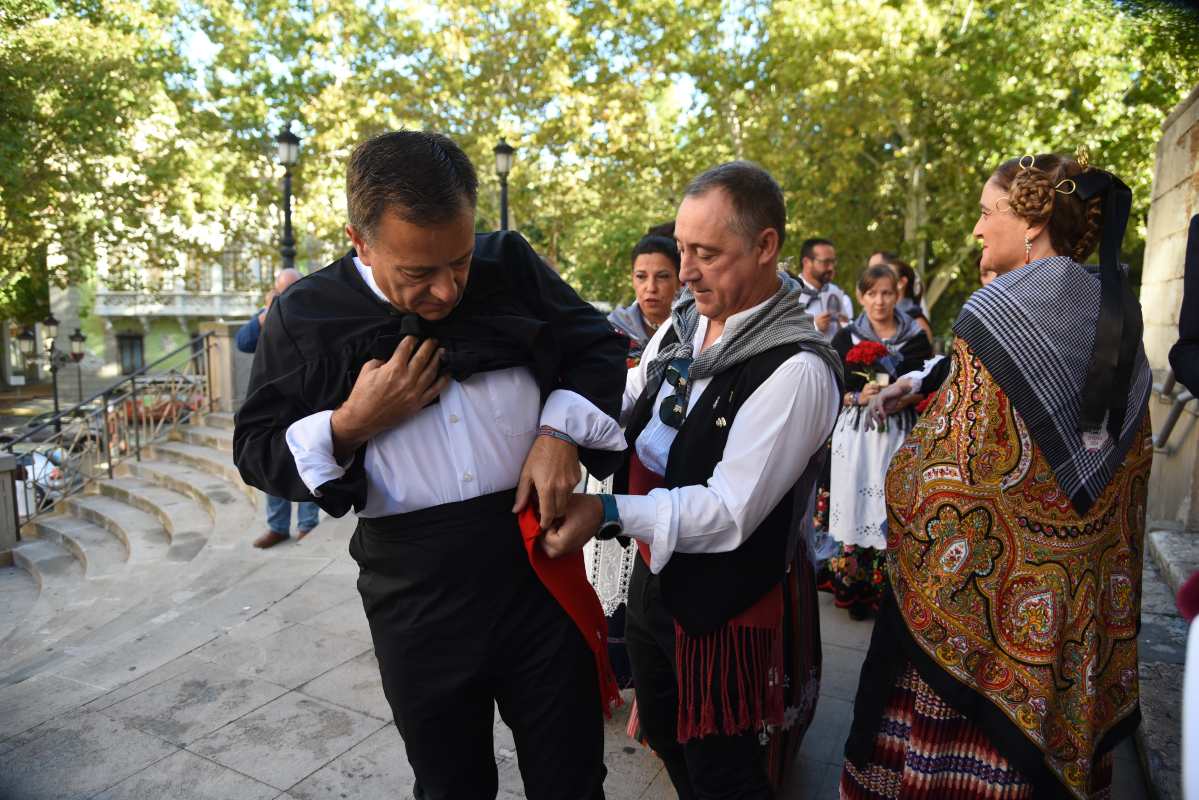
[798,237,853,338]
[542,162,842,798]
[234,131,627,800]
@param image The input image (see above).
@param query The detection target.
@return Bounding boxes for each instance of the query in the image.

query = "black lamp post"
[16,328,35,379]
[493,139,515,231]
[275,123,301,271]
[42,314,62,429]
[69,328,86,404]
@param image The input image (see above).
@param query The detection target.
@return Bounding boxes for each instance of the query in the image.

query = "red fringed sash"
[628,453,786,742]
[516,507,622,717]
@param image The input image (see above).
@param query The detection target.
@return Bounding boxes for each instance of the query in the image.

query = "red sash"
[517,506,622,717]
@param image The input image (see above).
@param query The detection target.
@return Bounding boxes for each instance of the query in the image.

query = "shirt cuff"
[899,373,923,394]
[285,410,355,497]
[539,389,626,452]
[614,490,676,574]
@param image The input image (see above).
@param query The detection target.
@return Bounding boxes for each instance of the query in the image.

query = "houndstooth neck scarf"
[644,273,842,415]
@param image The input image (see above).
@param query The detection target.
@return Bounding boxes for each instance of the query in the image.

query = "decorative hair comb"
[1016,154,1076,194]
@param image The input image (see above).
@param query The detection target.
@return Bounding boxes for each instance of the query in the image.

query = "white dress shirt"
[615,295,840,574]
[799,278,854,340]
[285,258,626,518]
[900,355,946,394]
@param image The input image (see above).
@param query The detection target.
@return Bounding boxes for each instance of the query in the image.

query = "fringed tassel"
[673,585,785,742]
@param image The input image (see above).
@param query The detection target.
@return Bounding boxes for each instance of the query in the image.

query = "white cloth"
[900,355,946,394]
[580,472,636,617]
[828,407,908,549]
[614,298,840,574]
[799,278,854,340]
[285,257,626,518]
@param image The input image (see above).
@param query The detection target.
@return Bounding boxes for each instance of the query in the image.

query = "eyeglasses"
[657,357,692,429]
[812,257,838,267]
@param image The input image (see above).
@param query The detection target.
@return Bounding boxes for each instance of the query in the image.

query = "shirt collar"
[352,256,391,304]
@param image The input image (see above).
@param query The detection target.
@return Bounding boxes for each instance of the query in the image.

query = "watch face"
[597,521,623,541]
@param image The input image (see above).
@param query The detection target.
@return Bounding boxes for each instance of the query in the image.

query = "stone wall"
[1143,83,1199,530]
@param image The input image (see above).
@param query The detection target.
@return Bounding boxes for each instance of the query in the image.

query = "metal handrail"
[4,332,215,528]
[5,333,213,449]
[1153,368,1197,452]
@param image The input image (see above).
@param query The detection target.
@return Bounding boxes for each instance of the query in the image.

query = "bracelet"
[538,425,577,447]
[853,391,861,406]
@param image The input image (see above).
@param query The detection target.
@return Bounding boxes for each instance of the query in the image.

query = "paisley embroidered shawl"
[884,338,1152,799]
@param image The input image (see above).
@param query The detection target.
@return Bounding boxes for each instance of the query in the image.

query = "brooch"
[715,417,728,428]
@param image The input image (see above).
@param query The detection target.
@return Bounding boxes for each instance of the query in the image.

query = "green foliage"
[1,0,1196,327]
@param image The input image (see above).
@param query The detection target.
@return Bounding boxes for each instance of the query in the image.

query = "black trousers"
[625,556,773,800]
[350,491,605,800]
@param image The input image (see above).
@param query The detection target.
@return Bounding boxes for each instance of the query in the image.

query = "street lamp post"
[69,328,87,404]
[493,139,515,231]
[42,314,61,430]
[275,124,301,271]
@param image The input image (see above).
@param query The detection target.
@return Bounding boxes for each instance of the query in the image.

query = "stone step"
[0,565,38,646]
[205,412,236,431]
[123,460,254,522]
[63,494,175,565]
[144,441,255,507]
[175,425,233,453]
[10,538,83,593]
[98,477,210,559]
[32,516,127,578]
[1147,528,1197,602]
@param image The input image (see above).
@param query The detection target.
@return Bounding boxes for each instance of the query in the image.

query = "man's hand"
[814,311,832,333]
[513,433,581,529]
[258,290,277,326]
[541,493,603,558]
[330,336,448,459]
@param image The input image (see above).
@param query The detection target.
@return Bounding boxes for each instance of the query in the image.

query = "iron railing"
[1153,368,1196,453]
[4,333,215,528]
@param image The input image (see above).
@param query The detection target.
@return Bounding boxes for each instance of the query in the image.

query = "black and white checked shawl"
[953,256,1151,516]
[643,273,842,415]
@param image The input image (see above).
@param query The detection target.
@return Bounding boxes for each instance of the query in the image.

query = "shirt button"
[463,471,474,482]
[448,414,460,423]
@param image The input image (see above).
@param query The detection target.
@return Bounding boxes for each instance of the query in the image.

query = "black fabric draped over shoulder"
[232,231,627,517]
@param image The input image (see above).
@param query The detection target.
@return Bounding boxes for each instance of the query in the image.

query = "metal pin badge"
[715,417,728,428]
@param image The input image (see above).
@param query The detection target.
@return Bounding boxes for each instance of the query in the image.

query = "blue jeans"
[266,494,320,536]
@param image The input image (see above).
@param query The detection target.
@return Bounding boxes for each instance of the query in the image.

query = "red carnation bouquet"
[845,341,890,383]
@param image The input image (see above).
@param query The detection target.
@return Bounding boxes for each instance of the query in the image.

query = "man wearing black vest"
[233,131,628,799]
[545,162,842,798]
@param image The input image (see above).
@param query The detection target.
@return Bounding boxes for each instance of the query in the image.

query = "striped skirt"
[840,664,1112,800]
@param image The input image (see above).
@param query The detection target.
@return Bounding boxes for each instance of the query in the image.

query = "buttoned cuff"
[539,389,626,452]
[614,490,675,573]
[285,410,355,497]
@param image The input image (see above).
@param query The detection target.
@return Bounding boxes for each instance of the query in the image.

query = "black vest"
[625,332,828,635]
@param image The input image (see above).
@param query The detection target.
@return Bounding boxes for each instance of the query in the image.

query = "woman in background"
[607,234,681,364]
[821,264,931,619]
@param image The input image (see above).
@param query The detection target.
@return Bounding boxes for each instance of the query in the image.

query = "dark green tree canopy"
[2,0,1196,329]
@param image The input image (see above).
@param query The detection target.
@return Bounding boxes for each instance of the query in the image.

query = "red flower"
[846,341,888,367]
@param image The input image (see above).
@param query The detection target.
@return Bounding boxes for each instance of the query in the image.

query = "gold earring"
[1024,235,1032,265]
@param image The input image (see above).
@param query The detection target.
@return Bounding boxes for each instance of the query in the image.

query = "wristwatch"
[595,494,624,541]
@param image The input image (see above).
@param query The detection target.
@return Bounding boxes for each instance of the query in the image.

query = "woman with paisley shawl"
[841,153,1153,800]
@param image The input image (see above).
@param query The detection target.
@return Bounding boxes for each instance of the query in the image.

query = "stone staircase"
[0,412,268,715]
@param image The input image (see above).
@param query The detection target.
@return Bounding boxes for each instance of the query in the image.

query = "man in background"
[799,237,853,338]
[236,267,320,549]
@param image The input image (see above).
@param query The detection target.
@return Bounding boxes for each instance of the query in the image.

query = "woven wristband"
[538,425,577,447]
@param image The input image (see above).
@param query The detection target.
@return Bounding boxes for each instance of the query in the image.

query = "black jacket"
[233,231,627,516]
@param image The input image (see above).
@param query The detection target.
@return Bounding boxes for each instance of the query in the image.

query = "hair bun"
[1007,167,1056,223]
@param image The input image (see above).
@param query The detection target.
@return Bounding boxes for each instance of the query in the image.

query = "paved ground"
[0,510,1152,799]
